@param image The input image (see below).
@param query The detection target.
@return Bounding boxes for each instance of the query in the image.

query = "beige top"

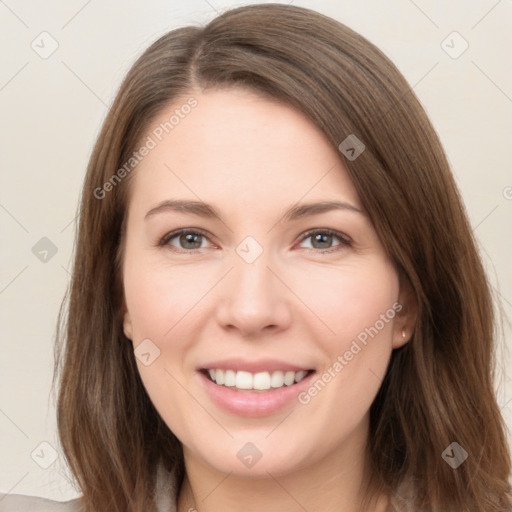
[0,494,83,512]
[0,462,178,512]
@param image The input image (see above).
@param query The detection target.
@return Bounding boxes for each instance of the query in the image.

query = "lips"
[198,366,316,417]
[194,357,316,415]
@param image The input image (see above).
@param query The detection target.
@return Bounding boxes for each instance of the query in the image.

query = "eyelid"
[299,228,352,244]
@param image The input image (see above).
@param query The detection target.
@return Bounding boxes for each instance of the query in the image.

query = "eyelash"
[157,228,352,254]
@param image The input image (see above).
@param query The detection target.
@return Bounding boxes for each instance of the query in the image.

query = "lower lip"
[198,370,315,417]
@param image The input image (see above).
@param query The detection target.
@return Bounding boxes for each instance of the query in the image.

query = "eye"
[158,228,352,254]
[297,229,352,253]
[158,229,214,252]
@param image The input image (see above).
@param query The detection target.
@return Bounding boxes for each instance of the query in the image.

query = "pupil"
[313,233,331,249]
[181,233,201,249]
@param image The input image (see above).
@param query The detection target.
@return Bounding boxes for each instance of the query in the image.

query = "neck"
[176,418,389,512]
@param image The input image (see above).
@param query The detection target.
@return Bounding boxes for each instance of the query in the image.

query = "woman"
[1,3,510,512]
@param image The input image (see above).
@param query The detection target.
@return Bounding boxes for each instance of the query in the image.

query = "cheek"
[123,253,207,340]
[294,261,399,420]
[122,253,218,410]
[122,255,205,429]
[291,258,399,346]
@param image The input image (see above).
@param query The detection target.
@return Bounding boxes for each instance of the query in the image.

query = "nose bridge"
[231,238,278,311]
[214,236,291,335]
[233,243,274,299]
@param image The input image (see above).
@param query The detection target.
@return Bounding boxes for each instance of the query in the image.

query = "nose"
[214,246,293,338]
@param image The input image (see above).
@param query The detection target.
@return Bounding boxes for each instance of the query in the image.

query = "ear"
[392,274,418,349]
[121,299,133,341]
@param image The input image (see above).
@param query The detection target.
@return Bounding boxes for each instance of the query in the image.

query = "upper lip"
[199,358,314,373]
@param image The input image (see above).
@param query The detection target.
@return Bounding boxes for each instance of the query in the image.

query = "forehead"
[128,88,361,216]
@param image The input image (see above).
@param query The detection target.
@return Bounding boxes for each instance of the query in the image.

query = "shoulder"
[0,493,83,512]
[0,461,178,512]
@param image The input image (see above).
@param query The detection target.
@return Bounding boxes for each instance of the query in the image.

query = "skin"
[121,88,416,512]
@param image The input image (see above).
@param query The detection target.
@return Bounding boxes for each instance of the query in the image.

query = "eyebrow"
[144,199,363,222]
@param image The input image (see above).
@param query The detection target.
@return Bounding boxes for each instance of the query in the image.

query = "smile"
[198,366,317,417]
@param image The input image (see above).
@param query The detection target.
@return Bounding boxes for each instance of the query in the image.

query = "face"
[121,88,414,478]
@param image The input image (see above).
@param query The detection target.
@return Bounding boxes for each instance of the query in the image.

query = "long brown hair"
[53,4,511,511]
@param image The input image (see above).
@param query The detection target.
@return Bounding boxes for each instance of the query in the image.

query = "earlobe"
[392,277,418,349]
[122,303,133,341]
[393,324,410,349]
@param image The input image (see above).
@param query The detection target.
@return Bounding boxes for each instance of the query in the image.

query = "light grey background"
[1,0,511,501]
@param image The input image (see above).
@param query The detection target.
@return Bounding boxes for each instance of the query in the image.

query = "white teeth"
[206,368,311,390]
[294,370,307,383]
[270,370,284,388]
[215,369,224,385]
[253,372,271,390]
[224,369,236,387]
[284,371,295,386]
[235,371,253,389]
